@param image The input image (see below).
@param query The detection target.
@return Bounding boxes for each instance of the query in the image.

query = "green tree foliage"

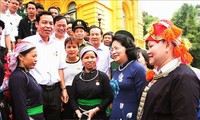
[143,11,159,35]
[171,3,200,68]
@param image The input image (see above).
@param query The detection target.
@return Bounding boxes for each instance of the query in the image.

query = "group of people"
[0,0,199,120]
[0,0,71,51]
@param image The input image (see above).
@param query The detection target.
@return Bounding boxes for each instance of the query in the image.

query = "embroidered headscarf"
[1,41,35,90]
[145,19,193,64]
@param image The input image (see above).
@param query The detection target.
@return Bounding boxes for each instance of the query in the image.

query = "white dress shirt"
[0,13,11,47]
[23,33,66,85]
[6,10,22,42]
[96,43,111,76]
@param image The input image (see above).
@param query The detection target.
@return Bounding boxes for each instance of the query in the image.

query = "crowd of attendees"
[0,0,199,120]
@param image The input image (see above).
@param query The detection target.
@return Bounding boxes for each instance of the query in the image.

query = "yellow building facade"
[24,0,145,48]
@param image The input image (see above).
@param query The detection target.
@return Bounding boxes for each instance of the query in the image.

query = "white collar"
[6,10,17,16]
[154,58,181,74]
[35,33,54,44]
[51,32,69,41]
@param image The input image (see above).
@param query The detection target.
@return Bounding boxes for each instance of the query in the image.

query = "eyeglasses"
[110,46,123,52]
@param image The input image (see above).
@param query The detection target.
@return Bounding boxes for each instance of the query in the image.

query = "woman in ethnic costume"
[109,30,147,120]
[70,46,113,120]
[7,41,44,120]
[137,19,200,120]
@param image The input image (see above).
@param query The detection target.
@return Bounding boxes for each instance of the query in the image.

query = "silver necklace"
[79,70,99,81]
[118,60,134,71]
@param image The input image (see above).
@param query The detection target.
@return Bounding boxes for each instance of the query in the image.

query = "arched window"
[67,2,76,20]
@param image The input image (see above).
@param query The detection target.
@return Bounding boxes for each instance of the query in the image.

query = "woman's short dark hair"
[64,37,79,48]
[112,35,137,61]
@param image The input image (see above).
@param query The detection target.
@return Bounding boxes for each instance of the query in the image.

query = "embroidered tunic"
[140,64,200,120]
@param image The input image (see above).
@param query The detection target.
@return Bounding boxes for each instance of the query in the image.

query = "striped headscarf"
[9,41,36,72]
[1,41,35,90]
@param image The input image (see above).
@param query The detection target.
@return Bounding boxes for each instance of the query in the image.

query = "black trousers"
[61,86,74,119]
[40,83,61,120]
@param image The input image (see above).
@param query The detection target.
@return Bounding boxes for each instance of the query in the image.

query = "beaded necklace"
[79,70,99,81]
[118,60,134,71]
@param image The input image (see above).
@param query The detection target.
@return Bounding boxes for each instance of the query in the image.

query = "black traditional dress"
[71,69,113,119]
[137,61,200,120]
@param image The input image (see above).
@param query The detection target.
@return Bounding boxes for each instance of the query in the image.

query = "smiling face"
[54,18,67,38]
[147,41,164,68]
[81,51,97,72]
[89,28,102,48]
[147,40,175,70]
[18,48,37,71]
[36,14,53,39]
[111,40,128,65]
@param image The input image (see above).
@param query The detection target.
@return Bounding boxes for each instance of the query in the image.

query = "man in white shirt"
[23,11,68,120]
[6,0,22,46]
[0,0,11,52]
[89,25,111,77]
[50,15,69,59]
[51,15,68,48]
